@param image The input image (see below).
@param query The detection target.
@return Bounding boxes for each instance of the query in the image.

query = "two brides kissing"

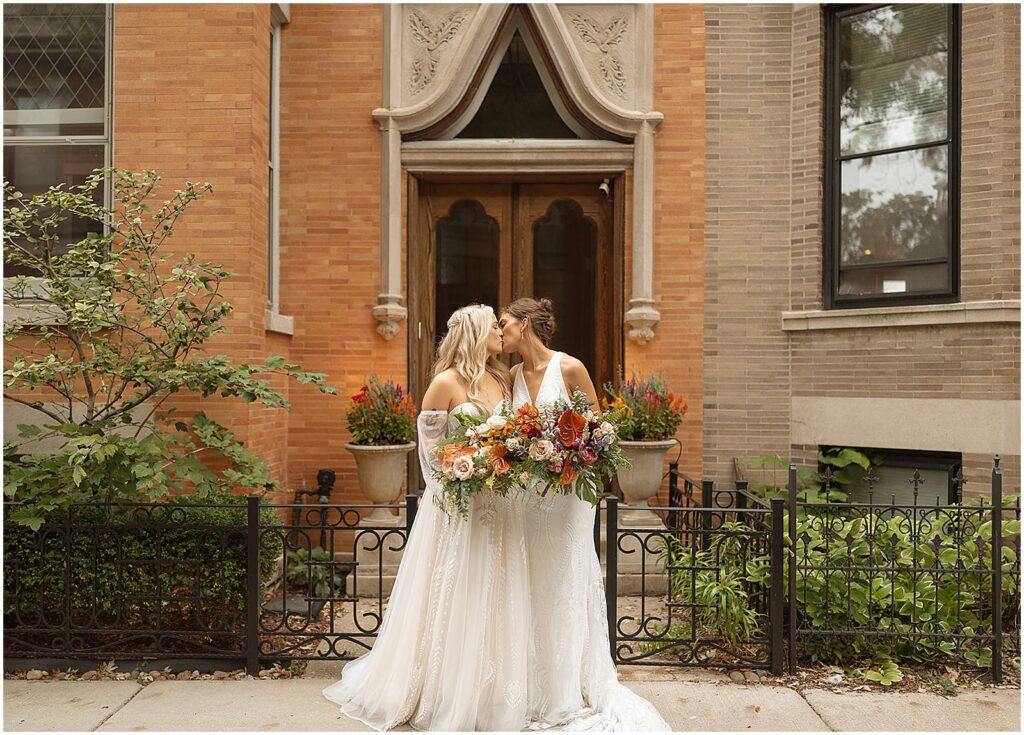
[323,297,670,732]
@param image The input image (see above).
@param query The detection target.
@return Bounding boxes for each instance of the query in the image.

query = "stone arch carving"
[372,3,663,345]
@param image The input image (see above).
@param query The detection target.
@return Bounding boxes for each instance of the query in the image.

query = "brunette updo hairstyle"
[504,297,557,346]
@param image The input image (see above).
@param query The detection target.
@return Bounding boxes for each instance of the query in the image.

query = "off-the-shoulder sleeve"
[416,410,449,482]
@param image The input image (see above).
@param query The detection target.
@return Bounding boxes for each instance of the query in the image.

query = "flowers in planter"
[345,375,416,445]
[601,371,687,441]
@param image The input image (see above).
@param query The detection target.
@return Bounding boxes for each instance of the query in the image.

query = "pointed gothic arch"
[372,4,663,345]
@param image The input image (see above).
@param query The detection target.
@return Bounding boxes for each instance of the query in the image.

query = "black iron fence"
[601,488,785,672]
[4,457,1019,681]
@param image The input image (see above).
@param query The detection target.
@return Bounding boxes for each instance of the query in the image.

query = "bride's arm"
[417,373,457,481]
[561,356,601,415]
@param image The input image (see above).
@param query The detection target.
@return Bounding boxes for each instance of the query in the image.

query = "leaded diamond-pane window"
[4,4,106,136]
[3,4,110,279]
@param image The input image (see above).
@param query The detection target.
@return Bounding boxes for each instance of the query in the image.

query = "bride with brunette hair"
[499,296,670,731]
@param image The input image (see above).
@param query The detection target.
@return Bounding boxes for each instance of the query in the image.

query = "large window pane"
[3,4,106,137]
[827,3,958,307]
[840,146,948,267]
[840,4,948,156]
[3,144,105,277]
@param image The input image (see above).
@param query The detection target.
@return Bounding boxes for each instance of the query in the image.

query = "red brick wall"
[633,4,706,500]
[114,3,274,489]
[276,3,402,502]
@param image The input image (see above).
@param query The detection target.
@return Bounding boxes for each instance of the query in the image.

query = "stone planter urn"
[346,442,416,526]
[616,438,678,526]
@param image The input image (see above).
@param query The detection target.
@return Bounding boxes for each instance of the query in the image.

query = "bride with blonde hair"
[323,303,532,731]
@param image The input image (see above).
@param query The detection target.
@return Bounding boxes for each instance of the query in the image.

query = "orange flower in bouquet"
[513,403,543,438]
[556,409,587,447]
[487,444,513,476]
[559,461,578,486]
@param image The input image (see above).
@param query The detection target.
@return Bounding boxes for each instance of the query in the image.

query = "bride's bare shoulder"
[422,370,460,411]
[559,353,589,378]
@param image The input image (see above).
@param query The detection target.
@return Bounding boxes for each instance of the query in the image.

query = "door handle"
[417,321,422,340]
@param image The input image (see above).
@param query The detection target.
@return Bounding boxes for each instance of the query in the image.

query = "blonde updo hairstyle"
[431,304,511,414]
[503,297,557,346]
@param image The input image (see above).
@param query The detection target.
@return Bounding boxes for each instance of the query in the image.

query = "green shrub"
[656,503,1020,667]
[3,169,338,530]
[3,489,283,636]
[285,546,344,598]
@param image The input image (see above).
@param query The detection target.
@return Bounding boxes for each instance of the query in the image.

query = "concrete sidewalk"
[4,671,1020,732]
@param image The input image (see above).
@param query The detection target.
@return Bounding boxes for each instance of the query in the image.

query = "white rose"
[486,415,507,429]
[505,437,521,452]
[529,440,554,461]
[452,455,475,481]
[599,422,614,435]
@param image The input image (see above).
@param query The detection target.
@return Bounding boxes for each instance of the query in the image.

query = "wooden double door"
[409,180,623,408]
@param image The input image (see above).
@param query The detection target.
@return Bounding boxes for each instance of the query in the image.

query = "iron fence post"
[701,479,714,551]
[246,495,260,676]
[64,509,72,657]
[406,493,418,533]
[593,496,602,560]
[787,463,798,675]
[605,494,618,663]
[770,497,785,675]
[992,455,1003,684]
[736,479,748,524]
[667,461,679,532]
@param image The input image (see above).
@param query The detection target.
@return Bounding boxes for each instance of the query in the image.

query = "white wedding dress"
[323,363,670,732]
[323,401,533,731]
[513,352,670,732]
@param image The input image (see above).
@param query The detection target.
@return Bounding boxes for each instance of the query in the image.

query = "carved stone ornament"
[406,6,472,97]
[566,9,629,99]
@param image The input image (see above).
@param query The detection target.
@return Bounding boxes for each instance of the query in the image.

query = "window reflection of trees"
[834,4,952,299]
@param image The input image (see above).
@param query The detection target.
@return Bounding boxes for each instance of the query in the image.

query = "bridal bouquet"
[432,392,629,518]
[431,400,521,519]
[513,389,629,506]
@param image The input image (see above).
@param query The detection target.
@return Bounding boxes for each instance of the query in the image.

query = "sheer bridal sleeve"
[416,410,449,483]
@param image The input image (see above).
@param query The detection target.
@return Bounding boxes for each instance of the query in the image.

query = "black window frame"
[823,3,962,310]
[818,445,964,505]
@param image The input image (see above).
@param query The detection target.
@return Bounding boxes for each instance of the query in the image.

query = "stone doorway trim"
[371,3,664,344]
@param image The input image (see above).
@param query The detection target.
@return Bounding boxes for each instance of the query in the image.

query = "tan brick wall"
[703,3,795,482]
[704,3,1020,496]
[6,3,1017,508]
[961,3,1021,302]
[790,4,825,313]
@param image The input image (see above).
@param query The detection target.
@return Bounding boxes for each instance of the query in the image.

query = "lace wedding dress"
[323,364,670,732]
[514,353,671,732]
[323,401,533,731]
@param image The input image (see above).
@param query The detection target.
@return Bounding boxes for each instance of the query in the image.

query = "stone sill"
[266,309,294,336]
[781,300,1021,331]
[401,139,634,173]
